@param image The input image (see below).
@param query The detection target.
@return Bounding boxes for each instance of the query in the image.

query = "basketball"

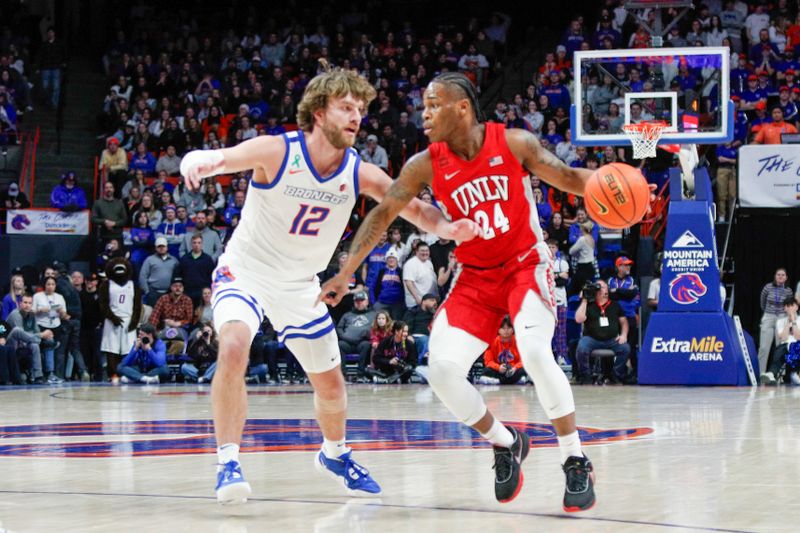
[583,163,650,229]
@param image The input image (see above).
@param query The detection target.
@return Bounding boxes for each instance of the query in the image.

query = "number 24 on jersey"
[473,203,510,239]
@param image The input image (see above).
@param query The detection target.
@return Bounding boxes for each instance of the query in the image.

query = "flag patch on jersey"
[489,155,503,167]
[340,183,347,192]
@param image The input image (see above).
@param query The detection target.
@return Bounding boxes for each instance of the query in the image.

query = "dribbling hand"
[317,273,351,307]
[180,150,225,191]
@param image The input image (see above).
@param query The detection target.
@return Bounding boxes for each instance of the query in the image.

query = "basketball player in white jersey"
[180,65,481,504]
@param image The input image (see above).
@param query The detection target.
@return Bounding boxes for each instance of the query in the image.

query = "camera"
[582,282,601,303]
[141,336,152,346]
[202,330,211,340]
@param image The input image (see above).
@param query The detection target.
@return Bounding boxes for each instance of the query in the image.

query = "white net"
[622,122,667,159]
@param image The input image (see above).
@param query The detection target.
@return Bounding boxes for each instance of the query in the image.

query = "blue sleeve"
[50,186,66,208]
[145,154,157,173]
[75,188,88,209]
[150,340,167,367]
[592,225,599,243]
[121,346,139,367]
[568,225,579,244]
[1,296,14,321]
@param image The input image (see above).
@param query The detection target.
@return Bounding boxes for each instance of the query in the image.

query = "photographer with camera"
[181,322,218,383]
[574,280,631,384]
[117,323,169,384]
[373,321,418,383]
[480,316,526,385]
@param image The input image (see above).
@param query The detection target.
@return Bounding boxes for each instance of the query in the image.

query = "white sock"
[322,438,349,458]
[481,419,515,448]
[217,443,240,470]
[557,431,582,464]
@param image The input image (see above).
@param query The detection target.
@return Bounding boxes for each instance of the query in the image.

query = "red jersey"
[429,122,546,269]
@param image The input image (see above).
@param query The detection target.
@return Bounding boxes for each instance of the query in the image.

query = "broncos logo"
[10,214,30,231]
[211,266,235,292]
[669,273,707,305]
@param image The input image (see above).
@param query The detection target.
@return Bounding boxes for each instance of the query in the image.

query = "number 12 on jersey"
[473,203,510,239]
[289,204,331,236]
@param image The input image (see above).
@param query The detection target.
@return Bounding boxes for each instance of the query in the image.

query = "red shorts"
[437,252,556,344]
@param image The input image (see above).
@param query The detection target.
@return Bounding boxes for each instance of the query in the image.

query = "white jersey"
[109,280,135,319]
[223,130,360,281]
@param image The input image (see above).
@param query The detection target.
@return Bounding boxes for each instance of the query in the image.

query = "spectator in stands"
[179,210,222,259]
[337,290,375,380]
[568,207,599,245]
[129,142,157,176]
[224,190,245,226]
[402,242,438,309]
[458,43,490,87]
[130,212,155,274]
[715,141,737,223]
[122,169,146,202]
[608,256,640,370]
[195,287,214,326]
[32,276,66,383]
[79,272,103,380]
[53,262,90,382]
[174,178,207,216]
[204,180,226,211]
[2,183,30,217]
[753,106,798,143]
[436,249,458,297]
[156,205,185,258]
[380,124,404,177]
[758,268,794,378]
[99,138,129,195]
[6,293,51,384]
[117,323,168,384]
[762,296,800,385]
[0,318,22,385]
[2,273,25,320]
[156,145,182,175]
[360,134,389,172]
[549,239,570,364]
[179,235,214,306]
[0,91,17,143]
[132,191,162,230]
[50,172,88,211]
[36,27,67,109]
[575,280,631,384]
[569,221,598,297]
[374,249,405,320]
[181,322,218,383]
[480,316,526,385]
[547,212,570,254]
[647,256,663,311]
[362,231,391,303]
[92,181,127,245]
[396,112,420,156]
[139,236,179,306]
[372,320,417,383]
[402,293,437,364]
[149,273,193,353]
[369,311,393,361]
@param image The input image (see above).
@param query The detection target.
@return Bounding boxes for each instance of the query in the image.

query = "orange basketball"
[583,163,649,229]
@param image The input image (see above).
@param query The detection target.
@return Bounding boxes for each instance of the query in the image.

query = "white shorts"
[210,258,340,374]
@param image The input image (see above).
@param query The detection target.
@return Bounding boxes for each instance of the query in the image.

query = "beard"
[321,121,354,149]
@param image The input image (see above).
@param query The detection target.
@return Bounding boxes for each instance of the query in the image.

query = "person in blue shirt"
[50,172,88,211]
[362,231,391,303]
[740,75,768,112]
[373,250,405,320]
[117,323,169,384]
[156,205,186,258]
[607,256,640,369]
[731,96,749,145]
[129,211,155,275]
[715,142,737,223]
[129,142,157,175]
[543,71,571,111]
[777,86,799,122]
[568,207,599,246]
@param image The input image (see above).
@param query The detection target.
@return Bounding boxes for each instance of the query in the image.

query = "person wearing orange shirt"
[479,316,527,385]
[753,106,798,144]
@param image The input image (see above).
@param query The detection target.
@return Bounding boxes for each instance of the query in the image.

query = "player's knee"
[427,359,464,388]
[217,323,252,372]
[314,389,347,414]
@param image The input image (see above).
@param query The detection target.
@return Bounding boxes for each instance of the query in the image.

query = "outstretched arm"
[180,135,284,189]
[505,129,593,195]
[319,152,436,306]
[358,159,482,242]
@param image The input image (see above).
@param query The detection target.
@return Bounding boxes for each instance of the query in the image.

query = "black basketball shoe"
[562,455,596,512]
[492,425,530,503]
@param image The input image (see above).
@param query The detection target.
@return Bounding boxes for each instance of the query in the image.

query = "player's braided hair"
[431,72,485,122]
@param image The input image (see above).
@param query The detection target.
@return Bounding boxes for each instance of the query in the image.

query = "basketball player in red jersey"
[320,72,597,511]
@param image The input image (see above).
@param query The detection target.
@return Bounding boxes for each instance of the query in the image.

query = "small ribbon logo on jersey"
[291,155,302,168]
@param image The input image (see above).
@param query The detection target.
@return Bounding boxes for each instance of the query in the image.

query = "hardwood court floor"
[0,383,795,533]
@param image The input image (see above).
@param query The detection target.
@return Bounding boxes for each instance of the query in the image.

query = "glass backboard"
[571,47,731,146]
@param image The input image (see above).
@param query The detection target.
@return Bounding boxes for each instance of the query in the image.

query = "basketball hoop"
[622,121,669,159]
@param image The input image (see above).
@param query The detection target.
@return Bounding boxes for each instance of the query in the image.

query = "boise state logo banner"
[0,418,653,458]
[658,202,722,313]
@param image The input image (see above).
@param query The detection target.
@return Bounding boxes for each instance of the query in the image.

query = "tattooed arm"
[318,151,434,306]
[505,129,593,195]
